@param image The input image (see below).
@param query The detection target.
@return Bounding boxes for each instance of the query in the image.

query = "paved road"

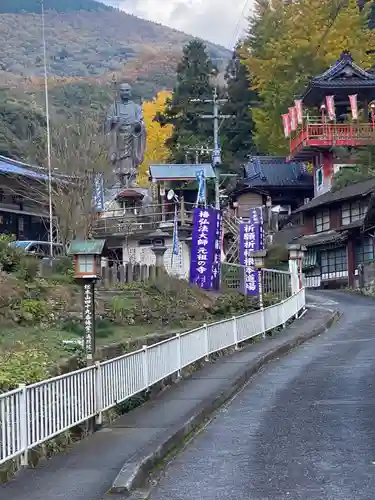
[149,290,375,500]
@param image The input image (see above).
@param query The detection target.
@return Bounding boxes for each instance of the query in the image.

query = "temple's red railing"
[290,123,375,156]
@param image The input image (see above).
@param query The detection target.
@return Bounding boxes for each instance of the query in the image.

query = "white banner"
[326,95,336,121]
[349,94,358,120]
[282,113,291,137]
[289,106,297,131]
[294,99,303,124]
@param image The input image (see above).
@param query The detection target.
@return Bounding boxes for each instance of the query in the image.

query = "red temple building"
[279,51,375,288]
[287,50,375,196]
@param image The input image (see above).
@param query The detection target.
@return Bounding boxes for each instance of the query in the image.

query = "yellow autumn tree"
[242,0,374,154]
[137,91,173,186]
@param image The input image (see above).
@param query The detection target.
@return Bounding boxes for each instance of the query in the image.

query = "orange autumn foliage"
[137,90,173,186]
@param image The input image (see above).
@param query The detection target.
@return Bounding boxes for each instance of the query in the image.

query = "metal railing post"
[176,333,182,378]
[259,269,266,338]
[142,345,149,390]
[282,298,287,328]
[204,324,209,361]
[95,362,103,426]
[232,316,239,350]
[19,384,28,467]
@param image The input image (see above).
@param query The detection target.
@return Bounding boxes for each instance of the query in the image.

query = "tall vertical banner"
[212,209,222,290]
[349,94,358,120]
[326,95,336,121]
[189,207,221,290]
[281,114,291,137]
[171,204,179,265]
[289,107,297,131]
[239,207,264,296]
[92,173,104,213]
[294,99,303,125]
[195,169,206,206]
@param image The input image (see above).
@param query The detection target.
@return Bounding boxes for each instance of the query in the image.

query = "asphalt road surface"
[149,290,375,500]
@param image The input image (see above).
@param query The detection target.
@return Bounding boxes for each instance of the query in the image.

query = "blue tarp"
[149,163,216,180]
[0,157,49,181]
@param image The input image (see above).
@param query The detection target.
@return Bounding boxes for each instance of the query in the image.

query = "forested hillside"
[0,0,113,13]
[0,0,230,164]
[0,1,229,79]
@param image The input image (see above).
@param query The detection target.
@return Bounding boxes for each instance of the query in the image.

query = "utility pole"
[191,88,233,209]
[41,0,54,257]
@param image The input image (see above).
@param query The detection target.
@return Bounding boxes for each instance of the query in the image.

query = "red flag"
[282,114,291,137]
[349,94,358,120]
[289,107,297,131]
[325,95,336,121]
[294,99,303,124]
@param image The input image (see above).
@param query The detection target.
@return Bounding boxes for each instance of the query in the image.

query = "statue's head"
[119,83,132,101]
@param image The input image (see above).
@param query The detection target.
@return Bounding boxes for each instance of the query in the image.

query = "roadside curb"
[110,308,341,497]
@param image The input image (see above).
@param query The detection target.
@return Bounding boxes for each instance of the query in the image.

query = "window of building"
[355,237,374,266]
[320,247,348,279]
[316,168,323,188]
[315,209,330,232]
[341,201,368,226]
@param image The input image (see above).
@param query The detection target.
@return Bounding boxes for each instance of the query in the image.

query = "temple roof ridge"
[313,51,374,83]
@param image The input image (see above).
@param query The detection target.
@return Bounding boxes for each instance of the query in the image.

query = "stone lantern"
[148,228,170,274]
[288,243,307,293]
[251,249,267,310]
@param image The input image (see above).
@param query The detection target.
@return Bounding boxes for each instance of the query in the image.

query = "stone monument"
[105,83,147,188]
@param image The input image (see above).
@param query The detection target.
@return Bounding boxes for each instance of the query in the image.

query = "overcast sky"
[103,0,252,48]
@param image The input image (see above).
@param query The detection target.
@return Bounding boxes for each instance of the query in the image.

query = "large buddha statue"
[105,83,147,187]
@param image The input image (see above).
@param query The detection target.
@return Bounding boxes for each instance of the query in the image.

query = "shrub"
[18,299,50,323]
[0,345,49,392]
[109,296,136,324]
[0,272,26,322]
[52,256,74,276]
[15,256,40,282]
[0,234,22,273]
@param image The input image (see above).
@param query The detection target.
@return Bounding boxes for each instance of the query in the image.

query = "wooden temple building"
[283,51,375,288]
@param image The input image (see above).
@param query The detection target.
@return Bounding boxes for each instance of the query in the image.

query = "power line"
[229,0,252,50]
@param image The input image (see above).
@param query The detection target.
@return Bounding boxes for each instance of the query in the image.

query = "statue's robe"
[106,99,146,187]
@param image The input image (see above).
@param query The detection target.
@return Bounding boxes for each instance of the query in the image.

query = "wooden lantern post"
[67,239,107,365]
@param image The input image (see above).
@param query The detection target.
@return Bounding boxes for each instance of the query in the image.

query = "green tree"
[157,39,215,163]
[242,0,373,155]
[332,146,375,191]
[0,91,46,163]
[221,45,258,167]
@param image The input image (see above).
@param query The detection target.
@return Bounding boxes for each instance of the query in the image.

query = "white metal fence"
[0,287,306,467]
[221,265,292,300]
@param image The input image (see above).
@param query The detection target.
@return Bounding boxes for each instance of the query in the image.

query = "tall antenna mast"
[41,0,54,257]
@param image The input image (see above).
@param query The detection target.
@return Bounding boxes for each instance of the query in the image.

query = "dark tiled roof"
[315,52,375,83]
[293,230,348,248]
[294,178,375,213]
[305,52,375,89]
[301,52,375,103]
[272,225,305,246]
[243,156,313,188]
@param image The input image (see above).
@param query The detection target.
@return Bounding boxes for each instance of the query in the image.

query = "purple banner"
[239,206,264,295]
[212,210,222,291]
[189,207,218,290]
[249,207,264,251]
